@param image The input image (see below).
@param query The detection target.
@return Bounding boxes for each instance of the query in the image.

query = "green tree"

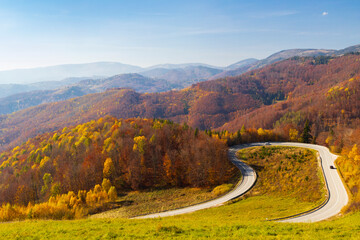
[102,178,112,193]
[50,182,62,197]
[240,125,246,135]
[41,173,52,195]
[133,136,147,154]
[236,130,241,143]
[301,120,313,143]
[194,128,199,137]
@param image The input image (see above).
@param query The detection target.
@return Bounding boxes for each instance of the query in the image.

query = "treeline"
[0,180,117,221]
[203,126,284,145]
[220,74,360,151]
[202,120,313,146]
[337,144,360,212]
[0,117,235,207]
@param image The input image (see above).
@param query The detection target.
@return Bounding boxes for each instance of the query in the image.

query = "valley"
[1,1,360,238]
[0,35,359,239]
[1,52,360,153]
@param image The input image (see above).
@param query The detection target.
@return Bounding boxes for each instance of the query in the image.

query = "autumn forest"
[1,49,360,221]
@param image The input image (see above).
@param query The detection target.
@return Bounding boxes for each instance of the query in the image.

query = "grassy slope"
[90,186,235,219]
[237,146,326,205]
[0,146,355,239]
[0,197,358,239]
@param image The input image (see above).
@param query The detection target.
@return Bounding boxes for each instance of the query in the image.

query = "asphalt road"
[268,142,349,223]
[133,145,257,219]
[134,142,348,222]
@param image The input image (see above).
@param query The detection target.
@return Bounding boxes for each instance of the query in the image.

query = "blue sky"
[0,0,359,70]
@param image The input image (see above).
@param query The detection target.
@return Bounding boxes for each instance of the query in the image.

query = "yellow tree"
[108,186,117,202]
[133,136,147,154]
[103,158,115,179]
[348,144,358,160]
[289,129,299,142]
[257,128,266,141]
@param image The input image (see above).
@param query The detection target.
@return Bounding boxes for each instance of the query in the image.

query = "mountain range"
[0,44,357,86]
[210,44,360,79]
[0,70,219,115]
[1,50,360,152]
[0,44,359,116]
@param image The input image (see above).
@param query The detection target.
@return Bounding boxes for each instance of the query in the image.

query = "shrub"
[211,184,233,196]
[108,186,117,202]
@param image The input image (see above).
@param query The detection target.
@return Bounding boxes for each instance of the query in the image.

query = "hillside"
[225,58,259,70]
[145,63,223,70]
[0,86,91,115]
[217,55,360,144]
[0,117,234,207]
[1,54,360,151]
[0,61,223,86]
[77,73,172,93]
[0,77,95,99]
[140,66,223,87]
[212,44,360,79]
[0,62,143,84]
[237,146,324,202]
[0,68,224,115]
[0,146,353,239]
[0,74,172,115]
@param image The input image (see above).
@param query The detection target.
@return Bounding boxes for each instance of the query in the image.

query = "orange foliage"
[0,117,234,207]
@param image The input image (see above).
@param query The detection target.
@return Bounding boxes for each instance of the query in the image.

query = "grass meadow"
[0,146,357,239]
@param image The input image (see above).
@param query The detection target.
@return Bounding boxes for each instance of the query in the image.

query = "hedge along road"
[134,142,348,222]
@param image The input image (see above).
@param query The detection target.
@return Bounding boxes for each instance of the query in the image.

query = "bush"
[108,186,117,202]
[211,184,233,196]
[0,182,118,222]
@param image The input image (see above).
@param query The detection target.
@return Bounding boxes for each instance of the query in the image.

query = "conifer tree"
[301,120,313,143]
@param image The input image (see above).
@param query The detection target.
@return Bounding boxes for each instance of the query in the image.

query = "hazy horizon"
[0,0,359,71]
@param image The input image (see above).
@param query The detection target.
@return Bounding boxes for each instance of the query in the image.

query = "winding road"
[133,144,257,219]
[270,142,349,223]
[134,142,349,222]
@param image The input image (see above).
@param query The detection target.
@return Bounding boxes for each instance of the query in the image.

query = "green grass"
[0,146,357,239]
[90,187,234,219]
[237,146,326,204]
[0,196,359,239]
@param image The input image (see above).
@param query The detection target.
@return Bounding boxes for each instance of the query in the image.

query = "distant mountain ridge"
[0,77,92,98]
[1,44,359,86]
[145,63,223,70]
[0,62,143,84]
[0,43,359,115]
[225,58,258,70]
[0,73,174,115]
[140,66,223,86]
[1,53,360,152]
[211,44,360,79]
[0,66,225,115]
[0,62,224,85]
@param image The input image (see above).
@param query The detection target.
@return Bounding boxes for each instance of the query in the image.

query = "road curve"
[133,145,257,219]
[134,142,348,222]
[267,142,349,223]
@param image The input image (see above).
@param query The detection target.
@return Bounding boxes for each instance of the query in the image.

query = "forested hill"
[1,54,360,151]
[217,54,360,148]
[0,117,234,206]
